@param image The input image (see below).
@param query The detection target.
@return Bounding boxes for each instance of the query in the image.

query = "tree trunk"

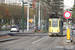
[10,19,12,27]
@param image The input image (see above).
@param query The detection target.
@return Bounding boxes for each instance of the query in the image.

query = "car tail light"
[11,28,12,29]
[72,30,73,32]
[16,28,17,29]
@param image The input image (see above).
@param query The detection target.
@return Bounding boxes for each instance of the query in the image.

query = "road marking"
[55,46,74,49]
[32,37,47,44]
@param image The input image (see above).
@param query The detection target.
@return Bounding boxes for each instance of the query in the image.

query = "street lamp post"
[22,0,24,32]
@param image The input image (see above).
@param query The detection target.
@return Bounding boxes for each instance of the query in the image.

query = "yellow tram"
[49,18,63,36]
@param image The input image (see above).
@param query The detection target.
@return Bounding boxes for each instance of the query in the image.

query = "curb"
[0,34,8,37]
[0,37,19,42]
[61,36,74,45]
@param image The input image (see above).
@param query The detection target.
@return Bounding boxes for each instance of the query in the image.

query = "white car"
[10,26,19,32]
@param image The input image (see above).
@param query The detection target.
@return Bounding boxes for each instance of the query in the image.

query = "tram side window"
[59,20,63,27]
[49,21,51,27]
[62,22,63,27]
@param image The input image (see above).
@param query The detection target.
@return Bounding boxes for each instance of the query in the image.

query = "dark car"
[71,28,75,35]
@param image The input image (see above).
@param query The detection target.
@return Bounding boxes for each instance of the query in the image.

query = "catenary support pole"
[38,1,40,30]
[22,0,24,32]
[35,1,38,31]
[41,0,43,31]
[27,1,29,31]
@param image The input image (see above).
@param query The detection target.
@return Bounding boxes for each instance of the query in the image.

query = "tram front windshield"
[52,21,58,27]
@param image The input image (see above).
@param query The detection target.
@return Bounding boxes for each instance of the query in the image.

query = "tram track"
[26,36,61,50]
[0,32,68,50]
[40,36,63,50]
[49,37,62,50]
[1,34,47,50]
[26,36,48,50]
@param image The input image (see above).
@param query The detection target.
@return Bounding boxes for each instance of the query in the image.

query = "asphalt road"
[0,30,75,50]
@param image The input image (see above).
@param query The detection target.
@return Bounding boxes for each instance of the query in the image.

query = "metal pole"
[22,0,24,32]
[38,1,40,30]
[27,1,29,31]
[67,19,68,28]
[41,0,43,31]
[42,6,44,30]
[66,19,71,43]
[34,15,35,27]
[35,1,38,31]
[46,8,48,31]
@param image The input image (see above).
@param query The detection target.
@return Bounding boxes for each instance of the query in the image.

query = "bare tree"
[43,0,63,18]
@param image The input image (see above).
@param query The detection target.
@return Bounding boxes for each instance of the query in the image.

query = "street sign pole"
[63,11,72,43]
[67,19,68,28]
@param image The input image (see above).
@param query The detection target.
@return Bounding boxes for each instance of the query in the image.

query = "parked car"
[10,26,19,32]
[71,28,75,35]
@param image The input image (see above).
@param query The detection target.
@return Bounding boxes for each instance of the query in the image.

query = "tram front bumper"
[49,32,61,35]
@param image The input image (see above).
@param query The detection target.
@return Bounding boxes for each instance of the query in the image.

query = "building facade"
[64,0,74,11]
[0,0,33,8]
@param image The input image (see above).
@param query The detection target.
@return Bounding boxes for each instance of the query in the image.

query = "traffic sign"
[63,11,71,19]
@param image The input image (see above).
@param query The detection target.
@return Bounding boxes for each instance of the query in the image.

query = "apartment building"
[64,0,74,11]
[50,0,74,12]
[0,0,33,8]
